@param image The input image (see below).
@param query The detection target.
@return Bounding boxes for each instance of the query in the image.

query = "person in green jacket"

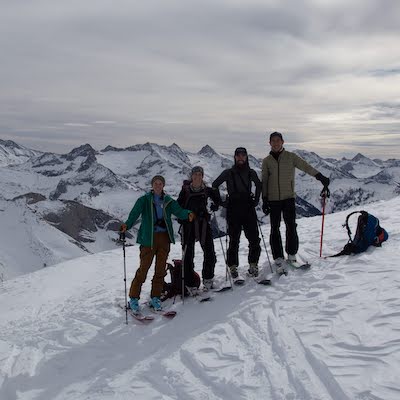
[120,175,194,313]
[261,132,330,274]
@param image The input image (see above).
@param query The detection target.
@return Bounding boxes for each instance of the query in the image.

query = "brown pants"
[129,232,170,299]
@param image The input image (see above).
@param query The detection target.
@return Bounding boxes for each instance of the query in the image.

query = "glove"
[188,212,196,222]
[262,199,270,216]
[119,223,127,233]
[210,203,219,212]
[315,173,330,188]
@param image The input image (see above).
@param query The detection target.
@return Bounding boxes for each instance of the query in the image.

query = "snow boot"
[287,254,297,263]
[248,263,259,277]
[275,258,287,275]
[229,265,239,279]
[203,278,214,291]
[149,296,162,311]
[129,297,140,313]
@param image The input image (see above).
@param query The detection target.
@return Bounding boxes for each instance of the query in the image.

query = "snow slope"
[0,197,399,400]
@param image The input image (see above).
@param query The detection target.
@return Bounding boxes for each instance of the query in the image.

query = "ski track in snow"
[1,199,400,400]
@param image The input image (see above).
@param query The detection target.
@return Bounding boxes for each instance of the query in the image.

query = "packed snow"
[0,197,399,400]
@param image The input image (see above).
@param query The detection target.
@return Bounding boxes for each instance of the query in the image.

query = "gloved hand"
[119,223,127,233]
[315,173,330,187]
[262,199,270,216]
[210,203,219,212]
[251,198,259,208]
[188,212,196,222]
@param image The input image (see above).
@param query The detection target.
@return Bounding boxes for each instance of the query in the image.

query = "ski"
[246,271,271,286]
[233,275,245,285]
[148,307,177,319]
[118,303,155,322]
[186,286,213,302]
[287,260,311,270]
[211,285,232,292]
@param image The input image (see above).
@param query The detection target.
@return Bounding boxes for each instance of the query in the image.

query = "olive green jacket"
[262,149,319,201]
[125,191,191,247]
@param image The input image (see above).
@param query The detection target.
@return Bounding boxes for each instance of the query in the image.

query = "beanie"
[191,166,204,176]
[234,147,248,156]
[151,175,166,185]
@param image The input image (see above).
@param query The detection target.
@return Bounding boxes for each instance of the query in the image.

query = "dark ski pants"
[269,198,298,259]
[129,232,170,299]
[227,206,261,267]
[182,221,216,286]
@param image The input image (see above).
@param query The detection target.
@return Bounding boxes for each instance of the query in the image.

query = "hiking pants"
[269,198,298,259]
[129,232,170,299]
[182,220,216,286]
[227,205,261,267]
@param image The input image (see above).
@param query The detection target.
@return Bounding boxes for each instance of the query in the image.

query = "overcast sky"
[1,0,400,159]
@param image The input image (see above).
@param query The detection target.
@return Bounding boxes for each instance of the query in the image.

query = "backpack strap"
[343,210,367,243]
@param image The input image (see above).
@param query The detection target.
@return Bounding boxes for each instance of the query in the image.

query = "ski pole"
[319,187,330,257]
[256,218,273,273]
[213,211,233,287]
[119,231,128,325]
[181,243,187,304]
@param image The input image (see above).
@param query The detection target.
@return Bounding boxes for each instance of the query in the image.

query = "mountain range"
[1,138,399,280]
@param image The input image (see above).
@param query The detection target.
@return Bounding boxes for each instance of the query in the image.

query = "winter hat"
[234,147,248,156]
[151,175,166,185]
[191,166,204,176]
[269,131,283,141]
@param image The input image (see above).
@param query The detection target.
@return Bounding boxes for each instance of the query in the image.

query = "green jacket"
[125,192,191,247]
[262,149,319,201]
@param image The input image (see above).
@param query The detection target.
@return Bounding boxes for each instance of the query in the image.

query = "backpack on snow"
[161,259,200,301]
[332,211,388,257]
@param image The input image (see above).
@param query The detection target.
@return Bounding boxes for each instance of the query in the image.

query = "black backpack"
[161,259,200,301]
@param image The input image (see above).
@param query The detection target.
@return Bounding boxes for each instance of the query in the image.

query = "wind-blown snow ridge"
[0,197,399,399]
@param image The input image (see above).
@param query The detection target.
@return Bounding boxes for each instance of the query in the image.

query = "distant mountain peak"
[0,139,23,149]
[66,144,96,160]
[198,145,218,156]
[352,153,369,162]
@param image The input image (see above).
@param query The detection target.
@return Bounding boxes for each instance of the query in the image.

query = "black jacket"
[177,183,220,220]
[212,165,261,206]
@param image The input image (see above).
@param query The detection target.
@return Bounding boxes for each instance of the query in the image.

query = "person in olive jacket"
[261,132,330,274]
[120,175,194,313]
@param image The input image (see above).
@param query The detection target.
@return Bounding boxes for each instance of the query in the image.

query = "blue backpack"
[333,211,388,256]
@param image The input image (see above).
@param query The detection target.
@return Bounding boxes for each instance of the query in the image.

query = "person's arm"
[261,158,270,215]
[261,158,269,199]
[125,196,145,229]
[208,187,221,211]
[177,188,185,207]
[292,153,330,188]
[251,170,262,205]
[212,169,229,189]
[169,198,193,220]
[292,153,319,177]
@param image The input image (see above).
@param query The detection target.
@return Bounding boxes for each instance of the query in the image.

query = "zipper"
[150,194,154,248]
[276,157,281,200]
[163,198,173,241]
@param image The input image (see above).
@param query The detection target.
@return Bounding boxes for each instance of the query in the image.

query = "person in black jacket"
[178,166,221,291]
[212,147,262,279]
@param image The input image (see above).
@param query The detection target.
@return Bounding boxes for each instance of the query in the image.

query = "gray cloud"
[1,0,400,159]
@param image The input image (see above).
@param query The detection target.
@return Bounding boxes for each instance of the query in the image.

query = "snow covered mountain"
[0,139,41,167]
[0,138,399,280]
[0,197,398,399]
